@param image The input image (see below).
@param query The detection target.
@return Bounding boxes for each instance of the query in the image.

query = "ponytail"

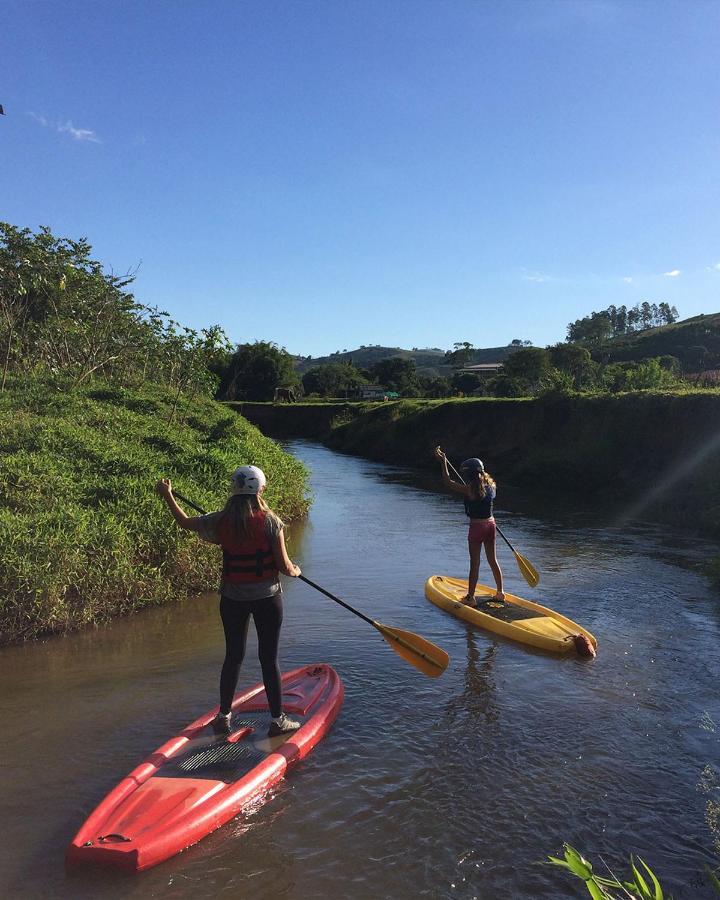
[469,470,496,500]
[218,493,284,542]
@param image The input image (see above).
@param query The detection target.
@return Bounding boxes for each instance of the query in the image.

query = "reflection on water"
[0,440,719,898]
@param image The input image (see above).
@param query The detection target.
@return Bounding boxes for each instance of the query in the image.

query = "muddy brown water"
[1,441,719,898]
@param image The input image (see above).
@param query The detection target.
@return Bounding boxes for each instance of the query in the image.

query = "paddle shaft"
[172,491,207,515]
[173,491,376,627]
[298,575,375,627]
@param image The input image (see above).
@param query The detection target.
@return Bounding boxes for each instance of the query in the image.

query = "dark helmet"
[460,458,484,475]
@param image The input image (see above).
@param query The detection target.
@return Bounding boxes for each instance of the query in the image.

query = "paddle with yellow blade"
[297,575,448,678]
[172,491,449,678]
[435,448,540,589]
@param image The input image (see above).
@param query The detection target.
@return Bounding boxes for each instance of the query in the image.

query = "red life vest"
[218,511,278,583]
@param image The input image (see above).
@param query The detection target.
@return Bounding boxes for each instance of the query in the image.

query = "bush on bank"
[0,378,309,644]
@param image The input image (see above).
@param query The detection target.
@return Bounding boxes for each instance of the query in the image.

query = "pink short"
[468,518,496,545]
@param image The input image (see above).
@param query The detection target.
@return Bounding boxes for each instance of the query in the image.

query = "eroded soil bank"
[234,393,720,538]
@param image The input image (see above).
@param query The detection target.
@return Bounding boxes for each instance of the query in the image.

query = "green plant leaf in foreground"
[546,843,674,900]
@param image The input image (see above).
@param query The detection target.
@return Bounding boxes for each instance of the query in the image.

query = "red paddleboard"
[66,664,343,872]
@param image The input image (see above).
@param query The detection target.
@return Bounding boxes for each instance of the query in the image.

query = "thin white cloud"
[706,262,720,272]
[28,111,100,143]
[523,271,548,283]
[623,276,633,284]
[58,120,100,143]
[28,111,49,127]
[663,269,681,278]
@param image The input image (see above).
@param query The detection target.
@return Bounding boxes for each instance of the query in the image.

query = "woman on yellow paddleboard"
[434,447,504,607]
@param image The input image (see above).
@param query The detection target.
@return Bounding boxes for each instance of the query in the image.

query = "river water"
[1,441,719,899]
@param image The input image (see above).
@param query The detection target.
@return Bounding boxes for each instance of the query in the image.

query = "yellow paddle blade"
[515,551,540,588]
[373,621,449,677]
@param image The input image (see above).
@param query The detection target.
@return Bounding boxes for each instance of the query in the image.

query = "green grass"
[0,377,310,643]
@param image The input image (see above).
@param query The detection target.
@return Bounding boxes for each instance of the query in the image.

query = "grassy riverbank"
[0,378,309,644]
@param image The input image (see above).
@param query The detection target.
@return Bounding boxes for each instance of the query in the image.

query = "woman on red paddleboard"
[156,465,302,737]
[434,447,504,607]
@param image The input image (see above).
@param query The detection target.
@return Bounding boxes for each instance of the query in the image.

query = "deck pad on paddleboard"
[162,711,304,781]
[471,600,545,624]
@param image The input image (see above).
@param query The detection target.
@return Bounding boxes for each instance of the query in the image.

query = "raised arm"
[434,447,470,496]
[155,478,204,532]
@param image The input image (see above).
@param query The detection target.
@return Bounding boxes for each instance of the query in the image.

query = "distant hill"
[603,312,720,368]
[294,344,515,378]
[291,314,720,380]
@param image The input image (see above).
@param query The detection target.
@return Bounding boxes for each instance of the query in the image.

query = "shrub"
[537,368,575,397]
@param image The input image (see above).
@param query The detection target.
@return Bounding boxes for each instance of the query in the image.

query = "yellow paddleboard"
[424,575,598,655]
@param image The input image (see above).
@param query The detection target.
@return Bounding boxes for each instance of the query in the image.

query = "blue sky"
[3,0,719,356]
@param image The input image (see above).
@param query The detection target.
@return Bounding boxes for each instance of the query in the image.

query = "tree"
[218,341,300,401]
[567,301,680,344]
[0,221,238,405]
[487,374,527,397]
[451,372,482,395]
[302,363,367,397]
[548,343,592,389]
[502,347,551,387]
[657,302,679,325]
[0,222,189,391]
[606,304,627,334]
[371,357,419,394]
[567,311,614,346]
[158,323,232,422]
[444,341,475,366]
[537,368,575,397]
[602,357,679,392]
[418,375,451,398]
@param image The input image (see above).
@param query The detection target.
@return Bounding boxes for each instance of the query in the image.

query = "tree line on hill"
[2,223,717,406]
[219,337,694,400]
[567,301,678,344]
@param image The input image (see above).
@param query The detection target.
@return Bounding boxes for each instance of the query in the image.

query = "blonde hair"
[219,493,284,542]
[468,470,496,500]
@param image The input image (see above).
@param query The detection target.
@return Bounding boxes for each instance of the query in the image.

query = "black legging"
[219,593,283,718]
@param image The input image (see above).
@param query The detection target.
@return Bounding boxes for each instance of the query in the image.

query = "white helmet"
[230,465,267,495]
